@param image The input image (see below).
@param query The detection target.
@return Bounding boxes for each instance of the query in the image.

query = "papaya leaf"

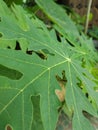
[35,0,98,64]
[0,1,98,130]
[35,0,79,44]
[0,49,61,130]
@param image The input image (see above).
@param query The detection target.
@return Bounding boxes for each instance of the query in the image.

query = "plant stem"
[85,0,92,34]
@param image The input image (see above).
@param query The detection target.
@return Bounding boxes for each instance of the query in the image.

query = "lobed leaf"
[0,1,98,130]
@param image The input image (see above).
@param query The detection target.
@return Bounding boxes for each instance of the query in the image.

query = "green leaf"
[35,0,98,64]
[35,0,79,44]
[0,1,98,130]
[0,49,60,130]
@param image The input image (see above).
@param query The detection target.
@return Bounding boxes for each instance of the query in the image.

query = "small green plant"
[0,0,98,130]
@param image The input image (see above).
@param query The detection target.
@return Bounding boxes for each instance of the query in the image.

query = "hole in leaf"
[15,41,21,50]
[5,124,13,130]
[36,51,47,60]
[56,110,72,130]
[55,30,61,42]
[42,49,55,56]
[82,110,98,122]
[26,49,33,55]
[55,70,67,102]
[31,95,44,129]
[56,70,67,83]
[35,49,55,60]
[66,39,75,47]
[85,92,89,98]
[0,64,23,80]
[0,33,3,37]
[7,46,11,49]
